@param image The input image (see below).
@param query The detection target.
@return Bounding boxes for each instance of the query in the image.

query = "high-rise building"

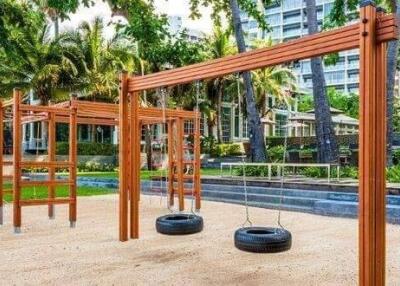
[168,16,204,42]
[240,0,360,94]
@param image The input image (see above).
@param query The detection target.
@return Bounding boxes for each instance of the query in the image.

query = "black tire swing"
[155,83,203,236]
[233,76,291,253]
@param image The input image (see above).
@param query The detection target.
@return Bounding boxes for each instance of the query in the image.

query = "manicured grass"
[74,168,227,180]
[2,184,111,203]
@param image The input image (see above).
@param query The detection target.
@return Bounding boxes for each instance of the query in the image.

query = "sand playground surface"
[0,194,399,285]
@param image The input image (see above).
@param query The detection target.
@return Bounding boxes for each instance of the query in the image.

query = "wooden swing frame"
[119,3,397,285]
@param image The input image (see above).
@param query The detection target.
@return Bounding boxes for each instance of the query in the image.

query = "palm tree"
[64,17,137,142]
[305,0,338,163]
[0,23,79,103]
[229,0,267,162]
[205,25,236,142]
[66,17,137,102]
[250,39,297,117]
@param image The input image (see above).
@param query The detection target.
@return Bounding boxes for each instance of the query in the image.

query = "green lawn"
[1,168,226,203]
[2,184,111,203]
[74,168,226,180]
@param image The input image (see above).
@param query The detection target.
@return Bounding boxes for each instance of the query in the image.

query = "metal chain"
[190,81,201,214]
[160,87,172,212]
[238,74,252,227]
[241,155,252,227]
[277,102,290,229]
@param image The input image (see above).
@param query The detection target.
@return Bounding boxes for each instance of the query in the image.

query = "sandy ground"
[0,195,399,286]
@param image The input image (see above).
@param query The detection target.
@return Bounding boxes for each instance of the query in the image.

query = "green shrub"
[77,162,117,172]
[300,166,358,179]
[57,142,118,156]
[387,165,400,183]
[201,136,217,154]
[267,145,284,162]
[392,149,400,165]
[235,166,270,177]
[210,143,243,157]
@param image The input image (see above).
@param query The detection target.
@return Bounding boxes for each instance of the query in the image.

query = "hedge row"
[56,142,118,156]
[266,134,358,147]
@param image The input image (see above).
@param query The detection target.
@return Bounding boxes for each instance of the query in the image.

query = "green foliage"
[300,166,358,179]
[297,88,359,118]
[57,142,118,156]
[267,145,284,162]
[189,0,269,31]
[201,136,217,154]
[77,162,116,172]
[392,149,400,165]
[235,165,270,177]
[297,94,314,112]
[387,165,400,183]
[213,143,243,157]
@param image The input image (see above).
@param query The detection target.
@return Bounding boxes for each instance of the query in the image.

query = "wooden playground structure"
[0,89,201,231]
[0,2,397,285]
[118,3,397,285]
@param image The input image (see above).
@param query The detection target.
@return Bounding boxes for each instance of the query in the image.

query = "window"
[249,20,258,29]
[283,12,301,24]
[266,13,281,26]
[325,71,345,84]
[184,120,194,135]
[222,107,232,142]
[282,0,302,10]
[275,114,288,137]
[234,107,239,138]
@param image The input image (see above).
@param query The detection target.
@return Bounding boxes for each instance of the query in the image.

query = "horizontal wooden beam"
[128,14,397,92]
[20,180,73,187]
[19,104,71,115]
[20,161,73,168]
[19,198,73,207]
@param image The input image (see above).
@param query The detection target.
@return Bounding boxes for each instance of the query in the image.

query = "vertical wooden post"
[194,114,201,210]
[130,91,140,239]
[48,110,56,219]
[0,101,3,226]
[119,72,129,242]
[358,2,385,285]
[167,119,175,207]
[69,97,77,228]
[13,89,22,233]
[176,117,185,211]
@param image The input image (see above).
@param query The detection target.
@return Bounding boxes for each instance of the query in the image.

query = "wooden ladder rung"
[2,188,13,194]
[20,180,73,187]
[20,161,73,168]
[19,198,73,207]
[173,174,194,180]
[3,161,13,166]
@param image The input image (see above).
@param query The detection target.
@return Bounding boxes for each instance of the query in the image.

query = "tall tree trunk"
[305,0,338,163]
[52,16,59,38]
[229,0,267,162]
[386,2,399,166]
[216,81,223,143]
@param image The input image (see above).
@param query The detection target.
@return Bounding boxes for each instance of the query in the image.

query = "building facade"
[240,0,360,94]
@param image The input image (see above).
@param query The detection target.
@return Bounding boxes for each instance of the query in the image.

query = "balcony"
[283,29,301,38]
[283,15,302,24]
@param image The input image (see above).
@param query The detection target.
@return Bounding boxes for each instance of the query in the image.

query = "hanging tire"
[234,227,292,253]
[156,214,203,235]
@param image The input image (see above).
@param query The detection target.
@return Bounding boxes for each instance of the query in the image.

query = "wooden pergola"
[119,2,397,285]
[0,92,201,231]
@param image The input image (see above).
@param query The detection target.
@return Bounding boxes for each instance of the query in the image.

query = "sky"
[59,0,214,38]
